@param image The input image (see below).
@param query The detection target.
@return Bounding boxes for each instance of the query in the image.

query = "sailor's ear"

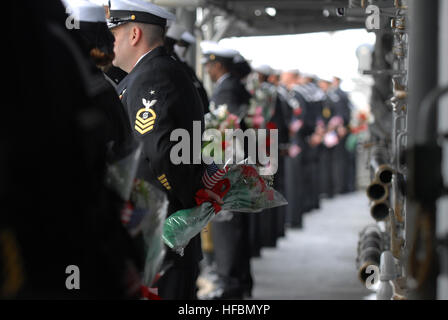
[129,24,143,46]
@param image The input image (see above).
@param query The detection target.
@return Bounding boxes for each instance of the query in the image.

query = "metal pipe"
[391,180,405,224]
[371,199,391,221]
[396,131,408,174]
[377,251,398,300]
[357,225,383,284]
[378,166,394,185]
[370,146,394,185]
[367,180,389,202]
[389,206,405,259]
[358,248,382,284]
[359,225,382,243]
[211,17,233,42]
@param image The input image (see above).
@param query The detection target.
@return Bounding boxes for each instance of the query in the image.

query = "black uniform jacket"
[332,87,352,125]
[6,0,141,298]
[184,62,210,114]
[117,46,206,266]
[210,74,251,118]
[171,52,210,114]
[117,46,205,214]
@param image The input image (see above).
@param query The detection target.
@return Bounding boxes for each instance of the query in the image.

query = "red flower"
[242,165,258,178]
[293,107,302,116]
[120,201,134,225]
[222,140,228,150]
[358,113,368,121]
[141,286,161,300]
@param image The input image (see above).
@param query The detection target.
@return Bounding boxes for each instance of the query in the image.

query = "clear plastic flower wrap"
[125,179,169,287]
[105,142,143,201]
[162,163,288,255]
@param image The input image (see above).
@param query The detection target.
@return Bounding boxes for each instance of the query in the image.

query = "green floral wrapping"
[162,164,288,255]
[162,202,214,256]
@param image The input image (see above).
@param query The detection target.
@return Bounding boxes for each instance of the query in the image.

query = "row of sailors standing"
[273,69,356,229]
[9,0,356,300]
[194,43,356,299]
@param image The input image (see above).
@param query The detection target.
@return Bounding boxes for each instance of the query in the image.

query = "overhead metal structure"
[150,0,366,38]
[205,0,365,37]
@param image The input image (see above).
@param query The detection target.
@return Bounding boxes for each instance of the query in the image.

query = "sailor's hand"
[204,189,224,204]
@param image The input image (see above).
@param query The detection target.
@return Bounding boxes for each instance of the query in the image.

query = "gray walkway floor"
[250,191,374,300]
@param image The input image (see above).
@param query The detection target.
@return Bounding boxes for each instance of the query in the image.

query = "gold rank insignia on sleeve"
[157,174,172,190]
[135,107,156,135]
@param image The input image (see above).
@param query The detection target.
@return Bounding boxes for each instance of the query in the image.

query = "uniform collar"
[117,46,167,95]
[216,73,231,86]
[131,45,167,72]
[133,49,153,69]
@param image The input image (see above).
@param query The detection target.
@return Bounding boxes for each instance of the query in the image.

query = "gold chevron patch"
[135,108,156,134]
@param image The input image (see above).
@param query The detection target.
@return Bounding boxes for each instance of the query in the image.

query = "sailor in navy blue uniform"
[292,73,325,212]
[332,76,355,193]
[165,23,210,114]
[108,0,207,299]
[200,42,253,299]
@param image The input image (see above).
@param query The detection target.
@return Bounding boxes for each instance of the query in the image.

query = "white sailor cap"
[232,54,251,79]
[232,54,246,64]
[299,70,316,79]
[318,73,333,83]
[180,31,196,45]
[332,74,343,81]
[271,69,282,76]
[252,64,273,76]
[166,23,186,41]
[107,0,175,29]
[200,41,239,64]
[282,68,300,75]
[62,0,106,23]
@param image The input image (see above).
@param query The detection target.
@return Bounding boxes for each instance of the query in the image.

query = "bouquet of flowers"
[323,130,340,148]
[204,103,240,131]
[162,162,288,255]
[245,81,277,129]
[346,110,372,152]
[121,179,168,287]
[203,104,243,163]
